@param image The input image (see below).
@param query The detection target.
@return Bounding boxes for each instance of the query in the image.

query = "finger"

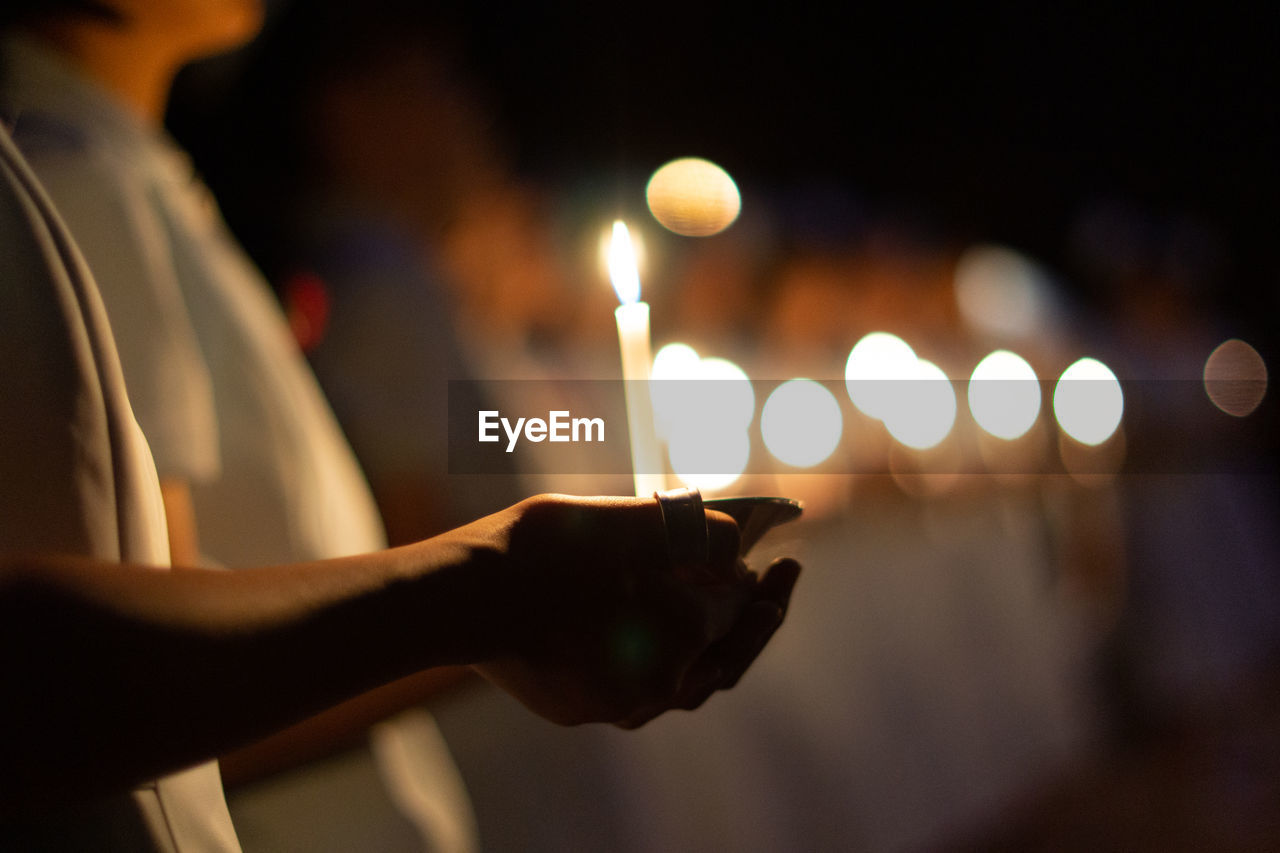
[684,558,799,679]
[614,603,732,726]
[719,601,785,689]
[673,660,726,711]
[674,598,781,699]
[755,557,801,609]
[618,654,726,725]
[705,573,755,635]
[614,587,784,726]
[713,560,800,689]
[614,704,665,730]
[704,509,742,580]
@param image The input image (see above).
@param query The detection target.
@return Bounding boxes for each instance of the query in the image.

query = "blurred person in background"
[198,0,617,541]
[953,201,1280,850]
[1072,200,1280,730]
[219,0,662,521]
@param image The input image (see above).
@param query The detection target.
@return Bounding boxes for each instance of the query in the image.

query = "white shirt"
[1,35,385,569]
[0,120,239,852]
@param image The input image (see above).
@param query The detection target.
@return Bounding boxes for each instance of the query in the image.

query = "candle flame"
[608,220,642,304]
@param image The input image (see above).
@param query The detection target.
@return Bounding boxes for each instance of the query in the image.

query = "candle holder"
[705,496,803,556]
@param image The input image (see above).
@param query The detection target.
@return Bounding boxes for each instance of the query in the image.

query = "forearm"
[219,666,474,787]
[155,479,480,787]
[0,532,503,811]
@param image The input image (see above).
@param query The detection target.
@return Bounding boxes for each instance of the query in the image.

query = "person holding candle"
[0,1,475,847]
[0,2,802,851]
[0,117,801,851]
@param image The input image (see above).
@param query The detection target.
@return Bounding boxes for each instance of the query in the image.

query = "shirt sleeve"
[20,144,220,484]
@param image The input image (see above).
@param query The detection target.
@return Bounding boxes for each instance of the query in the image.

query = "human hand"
[469,494,799,728]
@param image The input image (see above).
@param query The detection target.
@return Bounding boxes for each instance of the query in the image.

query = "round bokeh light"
[646,157,741,237]
[762,379,844,468]
[953,245,1052,339]
[845,332,918,420]
[882,359,956,450]
[651,342,701,440]
[1203,338,1267,417]
[668,424,750,492]
[651,342,701,380]
[968,350,1041,440]
[698,357,755,430]
[1053,358,1123,446]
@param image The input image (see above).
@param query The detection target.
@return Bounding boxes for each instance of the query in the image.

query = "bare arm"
[218,666,472,787]
[0,495,799,812]
[153,477,476,786]
[0,529,489,812]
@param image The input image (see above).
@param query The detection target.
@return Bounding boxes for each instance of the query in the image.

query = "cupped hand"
[469,494,799,727]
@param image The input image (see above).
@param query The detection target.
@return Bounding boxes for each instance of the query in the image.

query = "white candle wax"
[615,301,666,496]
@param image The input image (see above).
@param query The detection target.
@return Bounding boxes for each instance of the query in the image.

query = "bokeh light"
[650,346,754,443]
[967,350,1041,440]
[762,379,844,468]
[845,332,918,420]
[651,342,701,380]
[953,245,1053,339]
[1053,358,1123,446]
[653,347,754,491]
[646,157,741,237]
[1203,338,1268,417]
[698,357,755,430]
[669,424,750,492]
[651,342,702,440]
[882,359,957,450]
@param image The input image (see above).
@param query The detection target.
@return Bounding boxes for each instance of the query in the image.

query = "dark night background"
[493,4,1276,315]
[173,2,1278,341]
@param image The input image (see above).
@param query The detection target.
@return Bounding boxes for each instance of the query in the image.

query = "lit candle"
[608,220,666,496]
